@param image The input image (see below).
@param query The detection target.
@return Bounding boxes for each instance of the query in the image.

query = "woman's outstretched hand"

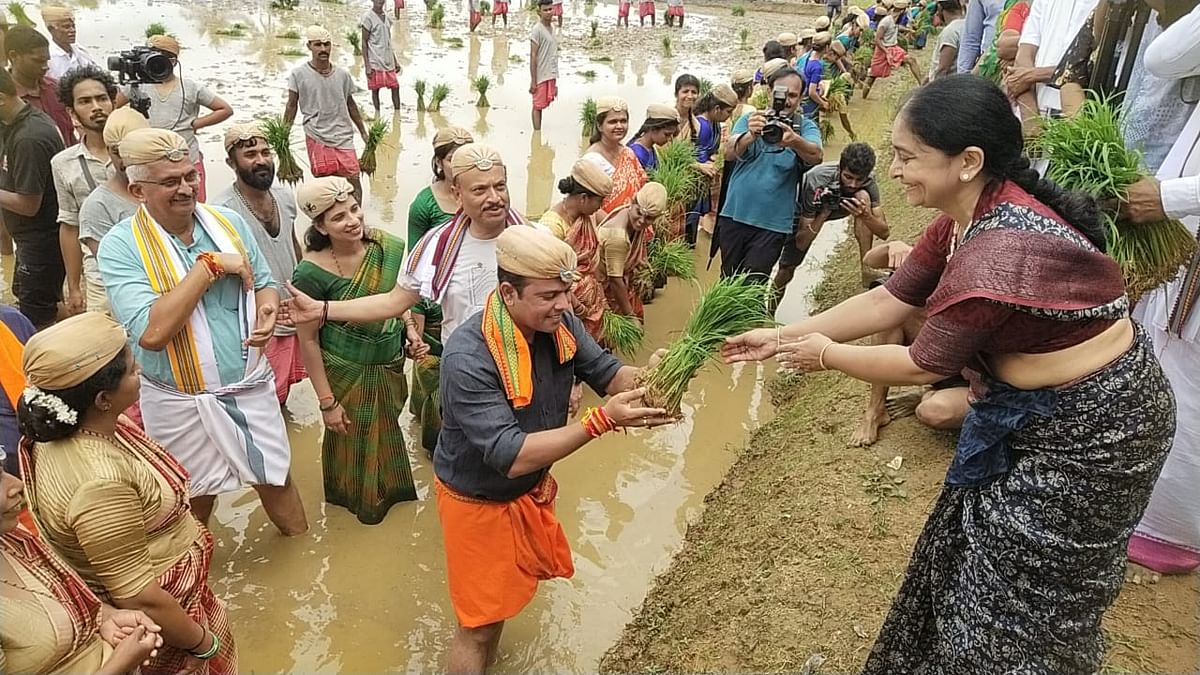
[777,333,835,373]
[721,328,779,363]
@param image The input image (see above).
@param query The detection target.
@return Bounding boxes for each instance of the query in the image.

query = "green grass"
[580,97,598,137]
[731,4,745,15]
[144,22,170,38]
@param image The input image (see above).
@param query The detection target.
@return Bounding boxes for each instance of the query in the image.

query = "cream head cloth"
[40,6,73,23]
[761,57,791,80]
[569,159,613,197]
[634,182,668,218]
[731,69,755,86]
[645,103,680,122]
[449,143,505,181]
[432,126,474,151]
[776,31,798,47]
[799,27,817,40]
[296,176,355,219]
[119,128,189,166]
[496,226,581,282]
[304,25,333,42]
[223,121,268,152]
[23,313,128,390]
[596,96,629,115]
[813,15,831,30]
[812,31,833,47]
[712,83,738,108]
[147,34,181,56]
[103,107,149,148]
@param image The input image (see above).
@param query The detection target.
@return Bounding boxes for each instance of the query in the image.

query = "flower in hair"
[23,386,79,426]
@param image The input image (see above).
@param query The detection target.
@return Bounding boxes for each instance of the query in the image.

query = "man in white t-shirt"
[1009,0,1100,135]
[928,0,966,81]
[360,0,401,116]
[41,6,98,79]
[529,0,559,131]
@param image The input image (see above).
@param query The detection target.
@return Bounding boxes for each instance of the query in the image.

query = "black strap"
[76,154,98,191]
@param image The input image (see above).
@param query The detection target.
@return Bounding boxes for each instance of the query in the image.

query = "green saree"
[292,230,416,524]
[406,187,454,453]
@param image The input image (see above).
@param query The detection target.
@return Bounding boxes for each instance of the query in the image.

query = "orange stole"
[0,321,37,535]
[434,475,574,628]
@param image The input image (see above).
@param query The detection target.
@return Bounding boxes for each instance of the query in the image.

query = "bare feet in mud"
[850,405,890,446]
[884,391,923,420]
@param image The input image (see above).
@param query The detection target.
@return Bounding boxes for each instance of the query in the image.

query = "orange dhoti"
[435,475,574,628]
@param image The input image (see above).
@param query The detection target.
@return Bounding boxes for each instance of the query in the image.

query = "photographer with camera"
[715,61,823,284]
[769,142,887,311]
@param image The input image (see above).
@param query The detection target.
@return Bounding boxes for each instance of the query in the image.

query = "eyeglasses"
[136,171,201,190]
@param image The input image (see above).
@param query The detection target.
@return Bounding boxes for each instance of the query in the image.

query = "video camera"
[107,46,174,117]
[760,84,792,145]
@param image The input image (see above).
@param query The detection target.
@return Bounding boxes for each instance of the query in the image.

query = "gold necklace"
[77,427,120,446]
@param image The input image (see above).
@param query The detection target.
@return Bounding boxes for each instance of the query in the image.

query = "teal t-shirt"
[719,111,823,234]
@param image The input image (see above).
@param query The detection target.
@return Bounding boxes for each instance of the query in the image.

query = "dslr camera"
[816,183,843,209]
[760,84,792,145]
[107,46,174,117]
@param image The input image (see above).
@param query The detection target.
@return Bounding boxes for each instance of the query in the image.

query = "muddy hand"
[603,387,675,427]
[721,327,779,363]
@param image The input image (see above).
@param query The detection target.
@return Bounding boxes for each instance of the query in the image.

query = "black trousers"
[716,216,786,283]
[13,248,65,329]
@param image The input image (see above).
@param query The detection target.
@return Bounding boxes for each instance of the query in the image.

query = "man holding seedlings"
[360,0,402,117]
[715,66,822,288]
[434,225,671,674]
[41,6,99,79]
[213,121,306,405]
[285,25,368,205]
[529,0,558,131]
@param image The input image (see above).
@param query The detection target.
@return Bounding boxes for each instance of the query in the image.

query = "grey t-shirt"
[929,18,966,80]
[877,15,898,47]
[124,78,216,161]
[530,22,559,84]
[286,65,357,149]
[799,161,881,219]
[359,10,397,72]
[435,311,622,501]
[79,183,138,248]
[212,183,301,336]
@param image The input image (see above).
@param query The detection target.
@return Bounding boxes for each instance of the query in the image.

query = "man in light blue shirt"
[956,0,1003,73]
[98,128,308,536]
[717,66,823,284]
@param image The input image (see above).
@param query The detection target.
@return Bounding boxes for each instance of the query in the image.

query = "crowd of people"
[0,0,1197,673]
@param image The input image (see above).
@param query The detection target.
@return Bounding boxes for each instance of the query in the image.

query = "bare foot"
[849,406,890,447]
[884,391,922,420]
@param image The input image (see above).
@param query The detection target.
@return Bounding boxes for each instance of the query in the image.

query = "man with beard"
[51,64,115,317]
[285,25,368,206]
[213,121,306,405]
[98,127,309,536]
[41,6,98,80]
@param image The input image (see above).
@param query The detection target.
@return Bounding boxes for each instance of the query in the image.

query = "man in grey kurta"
[360,0,401,116]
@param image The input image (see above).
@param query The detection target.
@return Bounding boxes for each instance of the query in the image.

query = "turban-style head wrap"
[570,159,613,198]
[119,128,189,166]
[813,15,831,29]
[893,0,910,7]
[812,31,833,47]
[799,27,817,40]
[761,58,792,81]
[634,182,668,218]
[776,31,798,47]
[23,313,128,390]
[432,125,474,151]
[731,68,755,86]
[147,34,181,56]
[596,96,628,116]
[40,6,73,24]
[296,176,355,219]
[449,142,505,181]
[712,83,738,108]
[305,25,333,43]
[223,121,268,152]
[496,226,580,283]
[645,103,680,123]
[103,107,149,148]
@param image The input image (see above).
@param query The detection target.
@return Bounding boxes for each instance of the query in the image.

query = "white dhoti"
[140,357,290,497]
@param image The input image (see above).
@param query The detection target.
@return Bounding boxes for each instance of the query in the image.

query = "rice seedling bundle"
[661,35,672,57]
[649,239,696,279]
[581,69,597,80]
[446,36,464,48]
[145,22,170,38]
[601,310,644,357]
[637,274,773,412]
[590,18,598,38]
[429,83,451,111]
[649,140,702,207]
[358,117,389,176]
[633,265,656,303]
[279,47,306,57]
[731,4,745,15]
[472,75,492,107]
[580,97,598,138]
[261,115,304,184]
[277,28,302,39]
[414,80,427,111]
[739,27,750,49]
[429,3,445,28]
[698,78,714,97]
[346,30,362,55]
[750,86,769,110]
[1034,95,1198,301]
[7,2,34,26]
[481,0,491,13]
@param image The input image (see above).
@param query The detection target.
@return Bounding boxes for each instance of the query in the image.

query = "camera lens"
[142,52,174,82]
[106,55,124,72]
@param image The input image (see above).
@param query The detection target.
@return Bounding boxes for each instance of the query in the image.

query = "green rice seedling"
[580,97,598,137]
[637,274,773,412]
[271,0,300,9]
[358,117,390,176]
[446,36,464,48]
[7,3,34,26]
[818,75,852,141]
[650,139,702,207]
[1034,94,1199,301]
[317,0,343,4]
[591,55,613,63]
[414,79,427,111]
[278,47,306,57]
[214,24,248,37]
[346,30,362,55]
[429,2,445,27]
[601,311,644,358]
[739,27,749,49]
[731,4,745,15]
[276,28,302,39]
[472,75,492,108]
[480,0,491,13]
[429,83,451,111]
[424,0,436,9]
[649,239,696,279]
[750,86,769,110]
[509,54,525,63]
[590,18,598,38]
[661,35,672,57]
[699,78,714,97]
[581,69,597,80]
[261,115,304,184]
[145,22,170,38]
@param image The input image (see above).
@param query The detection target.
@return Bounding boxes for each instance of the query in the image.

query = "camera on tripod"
[760,84,792,145]
[107,46,174,117]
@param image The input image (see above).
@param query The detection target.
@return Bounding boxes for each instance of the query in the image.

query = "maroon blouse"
[885,181,1127,377]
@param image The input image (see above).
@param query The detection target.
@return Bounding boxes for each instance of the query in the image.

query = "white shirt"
[1020,0,1100,115]
[48,41,99,80]
[400,224,501,340]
